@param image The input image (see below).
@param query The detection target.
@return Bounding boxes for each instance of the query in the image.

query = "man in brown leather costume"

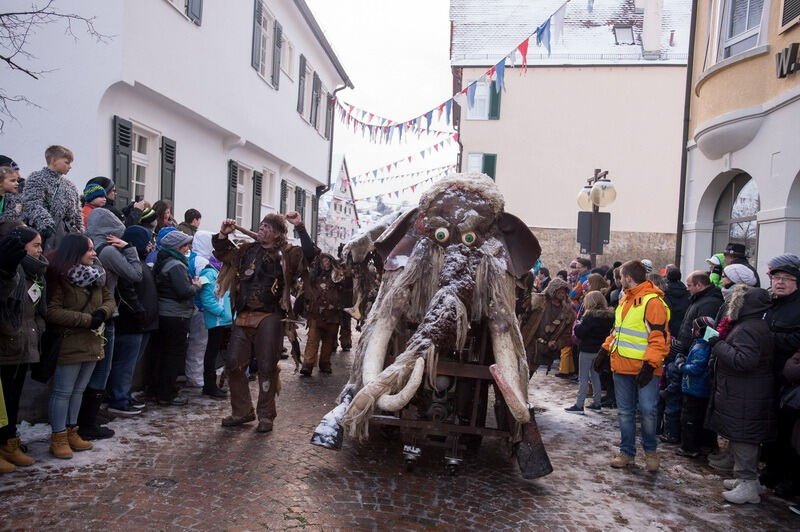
[213,212,314,433]
[300,253,348,376]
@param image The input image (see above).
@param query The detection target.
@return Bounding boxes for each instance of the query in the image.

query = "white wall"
[1,0,346,228]
[458,65,687,234]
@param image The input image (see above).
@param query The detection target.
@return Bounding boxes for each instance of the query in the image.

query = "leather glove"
[593,348,609,373]
[89,310,106,329]
[635,363,655,388]
[0,235,26,276]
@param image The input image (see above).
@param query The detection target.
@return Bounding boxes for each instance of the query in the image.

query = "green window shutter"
[227,160,238,219]
[251,0,262,70]
[297,55,306,114]
[187,0,203,25]
[311,195,319,240]
[324,92,333,139]
[271,20,282,88]
[279,179,288,213]
[310,72,321,127]
[112,115,133,207]
[160,137,176,204]
[488,81,501,120]
[251,171,263,231]
[294,188,306,220]
[482,154,497,180]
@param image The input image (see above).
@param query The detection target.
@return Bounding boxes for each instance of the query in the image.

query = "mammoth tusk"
[376,357,425,412]
[490,332,531,425]
[362,316,394,387]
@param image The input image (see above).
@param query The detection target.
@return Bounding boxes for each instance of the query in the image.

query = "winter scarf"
[67,264,104,288]
[160,247,189,268]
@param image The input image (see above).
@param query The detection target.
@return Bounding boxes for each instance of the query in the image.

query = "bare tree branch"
[0,0,111,132]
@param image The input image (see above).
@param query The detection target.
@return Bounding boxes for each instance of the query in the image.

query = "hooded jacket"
[87,208,142,316]
[603,280,670,376]
[189,230,213,278]
[707,253,725,287]
[708,286,775,444]
[676,284,724,356]
[115,226,159,334]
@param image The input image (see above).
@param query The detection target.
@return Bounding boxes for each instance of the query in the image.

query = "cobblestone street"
[0,339,796,531]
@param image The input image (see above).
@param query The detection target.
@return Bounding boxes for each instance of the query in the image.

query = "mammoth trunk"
[342,245,480,440]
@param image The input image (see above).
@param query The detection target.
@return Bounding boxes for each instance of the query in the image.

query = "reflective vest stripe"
[617,327,649,339]
[615,340,647,351]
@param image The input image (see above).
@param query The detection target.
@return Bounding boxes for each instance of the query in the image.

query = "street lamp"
[576,169,616,267]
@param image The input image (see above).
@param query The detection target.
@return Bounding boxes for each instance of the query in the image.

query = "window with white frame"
[303,64,313,122]
[467,153,484,174]
[317,85,329,135]
[256,3,276,82]
[235,166,253,229]
[262,167,276,208]
[466,81,490,120]
[131,127,159,203]
[719,0,764,59]
[281,36,295,78]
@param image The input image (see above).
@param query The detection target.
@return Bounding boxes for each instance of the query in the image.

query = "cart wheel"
[446,463,458,476]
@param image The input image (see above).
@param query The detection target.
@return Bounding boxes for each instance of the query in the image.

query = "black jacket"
[765,289,800,382]
[664,280,690,338]
[676,285,724,355]
[708,288,775,444]
[574,309,615,354]
[116,259,159,333]
[154,252,198,318]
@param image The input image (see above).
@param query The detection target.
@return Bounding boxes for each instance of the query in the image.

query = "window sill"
[281,69,294,81]
[695,45,770,96]
[256,71,278,90]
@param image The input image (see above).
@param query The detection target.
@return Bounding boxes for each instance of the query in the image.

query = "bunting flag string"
[335,0,569,142]
[352,168,452,203]
[347,136,459,182]
[350,163,457,186]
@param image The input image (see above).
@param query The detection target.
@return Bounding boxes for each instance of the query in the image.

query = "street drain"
[145,478,177,488]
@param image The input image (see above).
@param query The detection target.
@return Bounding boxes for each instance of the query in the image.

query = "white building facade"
[450,0,691,269]
[317,155,360,255]
[2,0,352,235]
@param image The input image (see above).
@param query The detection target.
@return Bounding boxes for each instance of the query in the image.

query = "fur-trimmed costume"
[518,277,575,373]
[22,168,83,240]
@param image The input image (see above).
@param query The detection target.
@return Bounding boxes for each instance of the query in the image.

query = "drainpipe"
[675,0,698,267]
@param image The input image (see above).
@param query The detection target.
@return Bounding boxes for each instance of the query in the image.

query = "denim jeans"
[107,332,144,408]
[87,322,115,390]
[576,351,602,408]
[613,372,659,457]
[49,361,97,433]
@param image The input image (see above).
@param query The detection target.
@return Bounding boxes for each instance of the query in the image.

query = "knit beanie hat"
[723,264,757,286]
[160,230,192,250]
[139,208,157,226]
[767,254,800,281]
[87,176,115,194]
[122,225,152,257]
[641,259,654,273]
[83,183,106,203]
[156,226,177,246]
[0,155,19,171]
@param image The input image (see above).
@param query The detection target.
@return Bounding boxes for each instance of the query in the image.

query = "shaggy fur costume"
[22,167,83,234]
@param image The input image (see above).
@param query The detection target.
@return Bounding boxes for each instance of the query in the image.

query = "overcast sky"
[305,0,457,209]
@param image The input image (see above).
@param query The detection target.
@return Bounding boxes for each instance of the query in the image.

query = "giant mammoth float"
[311,173,552,478]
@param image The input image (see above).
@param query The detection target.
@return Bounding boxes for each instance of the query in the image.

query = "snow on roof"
[450,0,690,66]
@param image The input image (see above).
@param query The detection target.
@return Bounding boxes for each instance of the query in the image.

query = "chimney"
[642,0,664,60]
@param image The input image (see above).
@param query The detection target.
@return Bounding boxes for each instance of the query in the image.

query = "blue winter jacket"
[197,266,232,329]
[681,339,711,398]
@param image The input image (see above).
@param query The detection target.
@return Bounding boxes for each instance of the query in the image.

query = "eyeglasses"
[769,274,796,283]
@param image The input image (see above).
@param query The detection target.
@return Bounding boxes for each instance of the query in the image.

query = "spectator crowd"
[0,148,798,517]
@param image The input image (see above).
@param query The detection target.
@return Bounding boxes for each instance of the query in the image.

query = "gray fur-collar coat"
[22,167,83,234]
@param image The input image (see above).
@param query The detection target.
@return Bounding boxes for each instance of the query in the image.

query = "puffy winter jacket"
[664,280,690,338]
[198,266,232,329]
[681,339,711,398]
[676,285,724,355]
[154,252,198,318]
[765,289,800,384]
[708,287,775,444]
[573,308,614,353]
[116,259,159,334]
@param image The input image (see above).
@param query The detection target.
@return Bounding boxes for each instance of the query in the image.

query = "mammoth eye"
[434,227,450,243]
[461,231,477,246]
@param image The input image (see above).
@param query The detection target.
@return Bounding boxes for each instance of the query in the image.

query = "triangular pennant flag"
[425,110,433,130]
[454,133,460,142]
[420,150,426,159]
[552,3,567,47]
[398,123,403,142]
[466,82,477,109]
[495,59,505,93]
[368,113,374,121]
[445,99,452,124]
[411,185,416,192]
[536,18,552,57]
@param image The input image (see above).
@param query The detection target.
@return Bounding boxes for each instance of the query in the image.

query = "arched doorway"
[711,172,759,263]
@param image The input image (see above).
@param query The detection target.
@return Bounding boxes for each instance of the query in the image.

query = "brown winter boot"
[67,427,93,451]
[0,437,35,466]
[610,453,634,468]
[50,431,73,459]
[0,456,15,473]
[645,451,660,472]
